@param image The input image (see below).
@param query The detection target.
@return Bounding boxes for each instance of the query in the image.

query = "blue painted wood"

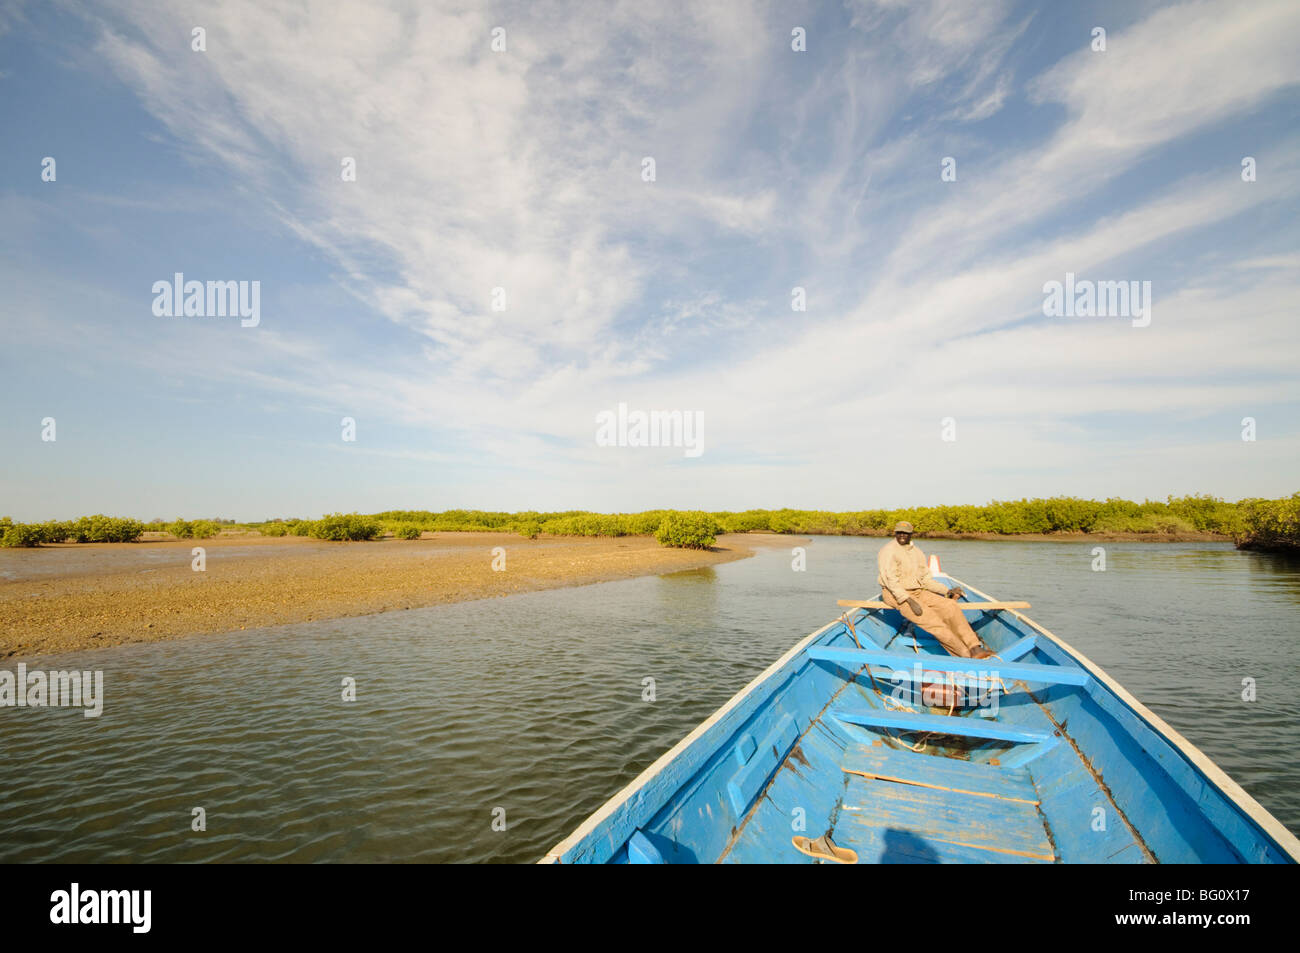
[546,581,1299,865]
[643,670,824,864]
[627,830,665,864]
[833,708,1054,744]
[1027,742,1146,863]
[637,629,870,865]
[840,744,1037,802]
[990,734,1060,770]
[858,665,1014,693]
[808,645,1092,687]
[720,715,852,864]
[1031,637,1286,863]
[996,633,1038,662]
[831,820,1054,864]
[726,714,798,815]
[836,774,1056,861]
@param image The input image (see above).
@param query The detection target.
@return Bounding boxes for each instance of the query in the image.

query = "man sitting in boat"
[877,522,993,659]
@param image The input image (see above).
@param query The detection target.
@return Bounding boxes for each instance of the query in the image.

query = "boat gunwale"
[950,573,1300,863]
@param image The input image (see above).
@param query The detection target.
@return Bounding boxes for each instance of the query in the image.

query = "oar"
[837,599,1029,610]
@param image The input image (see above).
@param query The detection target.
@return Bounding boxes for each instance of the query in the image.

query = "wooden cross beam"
[838,600,1030,611]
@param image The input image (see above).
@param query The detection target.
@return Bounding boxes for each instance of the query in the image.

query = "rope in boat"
[838,612,863,649]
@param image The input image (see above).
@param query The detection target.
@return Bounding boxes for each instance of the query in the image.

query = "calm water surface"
[2,538,1297,862]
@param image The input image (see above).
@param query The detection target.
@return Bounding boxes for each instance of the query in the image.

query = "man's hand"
[905,597,923,615]
[947,587,965,600]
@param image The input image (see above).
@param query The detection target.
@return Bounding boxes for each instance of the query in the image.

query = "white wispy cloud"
[6,0,1297,514]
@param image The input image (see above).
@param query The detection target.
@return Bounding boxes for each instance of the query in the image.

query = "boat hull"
[543,574,1299,864]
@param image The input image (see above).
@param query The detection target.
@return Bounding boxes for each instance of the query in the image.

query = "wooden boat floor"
[831,744,1057,864]
[842,744,1038,803]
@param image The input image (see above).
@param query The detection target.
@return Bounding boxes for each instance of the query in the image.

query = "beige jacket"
[877,538,949,602]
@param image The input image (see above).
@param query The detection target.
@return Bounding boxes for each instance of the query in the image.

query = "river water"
[2,538,1296,863]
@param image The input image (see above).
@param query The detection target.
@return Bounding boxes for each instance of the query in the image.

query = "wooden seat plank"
[833,708,1053,744]
[808,646,1091,687]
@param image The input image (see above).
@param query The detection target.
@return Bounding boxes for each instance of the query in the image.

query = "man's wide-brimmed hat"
[893,521,914,534]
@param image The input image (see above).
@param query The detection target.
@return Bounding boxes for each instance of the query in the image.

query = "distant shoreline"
[0,533,798,662]
[139,528,1233,544]
[10,494,1297,551]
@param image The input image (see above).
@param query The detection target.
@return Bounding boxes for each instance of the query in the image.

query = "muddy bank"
[0,533,796,661]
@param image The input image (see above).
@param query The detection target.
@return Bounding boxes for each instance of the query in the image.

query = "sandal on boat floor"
[791,833,858,864]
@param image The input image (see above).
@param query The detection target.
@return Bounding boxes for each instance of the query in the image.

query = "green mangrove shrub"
[67,515,145,543]
[1,523,44,547]
[655,511,720,549]
[1236,493,1300,552]
[309,512,382,541]
[166,519,221,539]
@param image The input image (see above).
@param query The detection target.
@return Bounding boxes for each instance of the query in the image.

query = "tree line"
[4,494,1298,551]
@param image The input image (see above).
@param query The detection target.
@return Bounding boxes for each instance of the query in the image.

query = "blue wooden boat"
[543,572,1300,864]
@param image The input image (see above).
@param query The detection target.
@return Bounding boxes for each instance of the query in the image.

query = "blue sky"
[1,0,1298,521]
